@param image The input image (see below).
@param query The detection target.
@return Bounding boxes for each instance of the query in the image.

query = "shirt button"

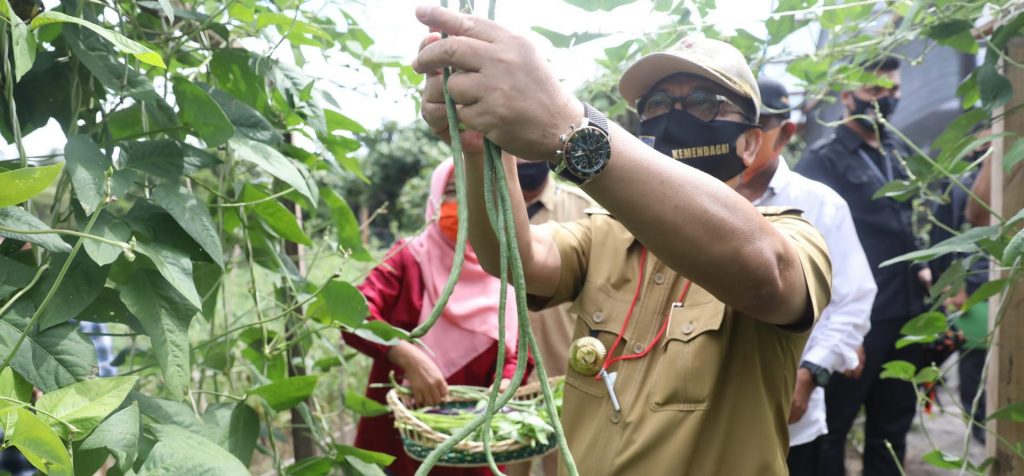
[592,312,605,323]
[682,323,695,334]
[653,273,666,285]
[632,343,645,354]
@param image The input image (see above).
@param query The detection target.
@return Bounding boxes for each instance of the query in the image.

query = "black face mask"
[516,160,550,192]
[637,109,756,182]
[849,95,899,135]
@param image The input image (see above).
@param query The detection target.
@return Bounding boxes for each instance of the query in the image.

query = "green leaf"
[0,207,71,253]
[230,138,316,205]
[881,226,1001,266]
[78,402,141,474]
[155,0,175,21]
[172,77,235,147]
[307,279,368,327]
[1005,228,1024,266]
[353,320,412,346]
[895,334,935,349]
[921,449,965,469]
[0,367,32,435]
[325,109,367,135]
[7,408,73,476]
[63,28,159,102]
[334,444,395,467]
[135,240,203,309]
[1004,139,1024,173]
[133,393,204,434]
[139,424,249,476]
[872,179,916,201]
[900,311,947,336]
[913,366,941,384]
[562,0,638,11]
[880,360,917,381]
[82,211,131,267]
[32,251,108,330]
[531,27,609,48]
[285,456,334,476]
[963,278,1009,311]
[987,401,1024,422]
[207,88,281,144]
[925,20,979,54]
[106,101,184,142]
[11,20,35,82]
[152,184,224,267]
[977,63,1013,110]
[210,49,269,112]
[248,375,318,412]
[0,255,34,299]
[226,404,259,466]
[956,73,980,109]
[932,108,988,155]
[0,302,98,392]
[116,268,197,398]
[343,390,389,417]
[321,187,371,261]
[341,455,387,476]
[64,135,109,214]
[12,251,100,331]
[241,185,312,246]
[31,11,166,68]
[77,288,145,334]
[0,163,63,207]
[120,139,220,180]
[35,376,138,440]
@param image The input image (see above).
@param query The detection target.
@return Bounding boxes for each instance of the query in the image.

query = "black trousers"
[788,436,823,476]
[821,319,924,476]
[958,348,987,442]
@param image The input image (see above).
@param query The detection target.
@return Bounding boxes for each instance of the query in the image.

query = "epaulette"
[556,184,597,206]
[756,206,805,217]
[583,207,612,216]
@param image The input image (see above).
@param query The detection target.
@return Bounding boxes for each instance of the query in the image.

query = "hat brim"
[619,53,756,117]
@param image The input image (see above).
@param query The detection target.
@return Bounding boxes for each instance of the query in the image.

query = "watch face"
[567,127,611,177]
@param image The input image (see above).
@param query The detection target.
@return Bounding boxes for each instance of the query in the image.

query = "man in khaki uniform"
[414,6,832,475]
[508,162,595,476]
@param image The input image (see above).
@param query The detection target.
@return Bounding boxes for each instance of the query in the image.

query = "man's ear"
[738,127,763,167]
[839,91,853,111]
[774,122,797,151]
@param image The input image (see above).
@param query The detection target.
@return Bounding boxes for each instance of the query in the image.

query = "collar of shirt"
[753,158,794,206]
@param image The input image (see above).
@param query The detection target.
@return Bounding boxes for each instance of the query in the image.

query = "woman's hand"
[388,341,449,406]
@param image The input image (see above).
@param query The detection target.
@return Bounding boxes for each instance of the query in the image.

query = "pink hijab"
[408,159,519,378]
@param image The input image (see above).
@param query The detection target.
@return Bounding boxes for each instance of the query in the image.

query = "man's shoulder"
[554,183,597,206]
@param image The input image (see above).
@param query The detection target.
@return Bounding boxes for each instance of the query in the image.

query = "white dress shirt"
[755,159,877,446]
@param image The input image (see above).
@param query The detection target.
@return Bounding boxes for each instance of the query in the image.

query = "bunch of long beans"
[410,1,579,475]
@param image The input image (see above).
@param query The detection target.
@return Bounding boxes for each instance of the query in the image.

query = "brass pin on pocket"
[568,336,606,377]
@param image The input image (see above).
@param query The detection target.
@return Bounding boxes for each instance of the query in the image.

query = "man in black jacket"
[795,56,930,476]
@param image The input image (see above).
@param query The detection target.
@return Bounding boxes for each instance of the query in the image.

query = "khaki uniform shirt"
[526,181,597,380]
[531,207,832,476]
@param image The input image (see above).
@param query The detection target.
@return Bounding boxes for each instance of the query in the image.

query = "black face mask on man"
[637,109,757,182]
[848,95,899,135]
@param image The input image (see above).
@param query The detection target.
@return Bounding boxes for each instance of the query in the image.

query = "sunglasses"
[637,90,753,123]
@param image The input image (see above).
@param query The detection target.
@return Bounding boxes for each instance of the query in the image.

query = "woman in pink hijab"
[344,159,522,476]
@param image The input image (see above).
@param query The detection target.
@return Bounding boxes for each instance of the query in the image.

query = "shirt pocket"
[649,300,727,411]
[564,287,631,399]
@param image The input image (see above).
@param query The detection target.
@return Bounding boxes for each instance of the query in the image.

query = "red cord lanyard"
[596,247,694,380]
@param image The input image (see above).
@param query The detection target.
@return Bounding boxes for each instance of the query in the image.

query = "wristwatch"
[800,361,831,387]
[550,103,611,185]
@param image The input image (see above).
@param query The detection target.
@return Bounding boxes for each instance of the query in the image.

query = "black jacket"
[795,125,927,322]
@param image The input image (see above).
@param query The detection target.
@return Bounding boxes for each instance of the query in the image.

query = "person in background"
[342,159,523,476]
[507,160,595,476]
[735,78,875,476]
[795,56,930,476]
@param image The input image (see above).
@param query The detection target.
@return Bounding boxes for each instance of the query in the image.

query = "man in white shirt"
[735,78,876,475]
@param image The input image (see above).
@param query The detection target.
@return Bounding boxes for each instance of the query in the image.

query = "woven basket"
[386,379,560,467]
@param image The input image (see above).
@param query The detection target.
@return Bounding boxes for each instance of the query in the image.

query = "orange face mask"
[438,201,459,243]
